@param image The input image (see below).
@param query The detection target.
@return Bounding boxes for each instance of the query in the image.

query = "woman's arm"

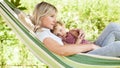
[43,37,98,56]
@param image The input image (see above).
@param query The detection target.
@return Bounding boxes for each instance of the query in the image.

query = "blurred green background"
[1,0,120,68]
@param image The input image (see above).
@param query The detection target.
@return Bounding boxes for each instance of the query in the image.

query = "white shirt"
[35,28,64,45]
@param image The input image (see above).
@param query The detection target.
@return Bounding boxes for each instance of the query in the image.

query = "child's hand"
[76,32,85,44]
[75,38,82,44]
[78,29,85,39]
[69,29,79,38]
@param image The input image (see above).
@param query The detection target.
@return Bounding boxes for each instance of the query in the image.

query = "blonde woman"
[31,2,120,57]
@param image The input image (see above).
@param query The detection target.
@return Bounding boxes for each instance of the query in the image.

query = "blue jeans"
[87,23,120,57]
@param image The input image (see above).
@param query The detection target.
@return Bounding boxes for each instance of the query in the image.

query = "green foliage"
[10,0,26,10]
[0,0,47,68]
[1,0,120,68]
[20,0,120,41]
[54,0,120,40]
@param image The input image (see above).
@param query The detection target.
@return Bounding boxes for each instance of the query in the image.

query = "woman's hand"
[91,44,101,50]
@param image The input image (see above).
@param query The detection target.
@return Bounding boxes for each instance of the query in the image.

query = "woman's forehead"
[48,10,57,15]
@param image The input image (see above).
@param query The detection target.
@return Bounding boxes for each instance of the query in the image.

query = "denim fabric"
[87,23,120,57]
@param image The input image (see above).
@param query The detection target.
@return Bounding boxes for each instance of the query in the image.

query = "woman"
[31,1,120,57]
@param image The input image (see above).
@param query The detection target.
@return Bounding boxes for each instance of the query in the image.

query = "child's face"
[54,24,66,38]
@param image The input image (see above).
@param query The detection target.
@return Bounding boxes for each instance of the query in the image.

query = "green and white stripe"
[0,0,120,68]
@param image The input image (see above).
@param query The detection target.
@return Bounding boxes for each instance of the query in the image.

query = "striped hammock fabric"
[0,0,120,68]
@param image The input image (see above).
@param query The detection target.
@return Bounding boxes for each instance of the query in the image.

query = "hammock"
[0,0,120,68]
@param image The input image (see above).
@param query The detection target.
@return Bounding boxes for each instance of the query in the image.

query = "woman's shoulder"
[35,30,50,42]
[35,29,64,45]
[36,30,49,36]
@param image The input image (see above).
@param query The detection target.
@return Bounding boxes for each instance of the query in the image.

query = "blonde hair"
[31,2,57,32]
[51,21,64,34]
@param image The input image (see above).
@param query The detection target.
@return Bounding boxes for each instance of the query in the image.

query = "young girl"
[51,21,92,45]
[31,1,120,57]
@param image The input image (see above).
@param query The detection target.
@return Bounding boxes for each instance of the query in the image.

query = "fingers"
[78,32,85,39]
[78,29,85,39]
[70,28,85,39]
[79,29,84,35]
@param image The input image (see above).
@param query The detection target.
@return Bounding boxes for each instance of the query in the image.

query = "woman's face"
[40,11,57,30]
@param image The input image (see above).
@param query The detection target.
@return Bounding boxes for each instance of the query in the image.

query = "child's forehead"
[56,23,64,27]
[56,25,62,28]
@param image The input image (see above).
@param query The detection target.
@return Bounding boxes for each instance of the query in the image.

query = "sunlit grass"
[1,0,120,68]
